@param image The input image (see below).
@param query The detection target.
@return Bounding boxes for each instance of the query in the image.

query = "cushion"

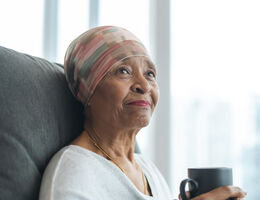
[0,46,84,200]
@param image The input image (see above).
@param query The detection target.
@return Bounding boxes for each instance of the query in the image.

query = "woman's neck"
[84,121,139,163]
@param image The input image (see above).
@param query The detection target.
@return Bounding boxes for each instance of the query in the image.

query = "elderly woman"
[39,26,246,200]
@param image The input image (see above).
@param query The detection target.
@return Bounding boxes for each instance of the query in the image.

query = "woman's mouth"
[126,100,151,106]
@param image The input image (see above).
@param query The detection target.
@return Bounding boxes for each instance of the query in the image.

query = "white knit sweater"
[39,145,172,200]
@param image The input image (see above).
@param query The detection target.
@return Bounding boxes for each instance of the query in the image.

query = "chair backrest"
[0,46,84,200]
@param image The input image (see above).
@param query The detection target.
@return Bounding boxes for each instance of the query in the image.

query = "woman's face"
[88,56,159,130]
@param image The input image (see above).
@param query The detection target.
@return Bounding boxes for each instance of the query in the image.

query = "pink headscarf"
[64,26,153,105]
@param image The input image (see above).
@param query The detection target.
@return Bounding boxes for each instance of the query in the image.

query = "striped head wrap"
[64,26,153,105]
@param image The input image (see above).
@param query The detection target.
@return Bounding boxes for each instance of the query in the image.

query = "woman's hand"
[190,186,247,200]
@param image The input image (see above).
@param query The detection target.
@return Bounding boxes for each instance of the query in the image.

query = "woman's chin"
[126,115,151,129]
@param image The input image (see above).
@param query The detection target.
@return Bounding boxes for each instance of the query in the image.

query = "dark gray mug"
[180,167,233,200]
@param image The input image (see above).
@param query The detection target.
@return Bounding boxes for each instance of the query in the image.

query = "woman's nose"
[131,76,151,94]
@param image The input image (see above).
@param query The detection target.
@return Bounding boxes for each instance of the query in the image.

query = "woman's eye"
[147,71,156,78]
[118,67,129,75]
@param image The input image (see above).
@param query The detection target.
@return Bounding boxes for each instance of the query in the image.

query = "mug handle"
[180,178,199,200]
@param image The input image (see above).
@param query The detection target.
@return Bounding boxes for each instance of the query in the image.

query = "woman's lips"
[126,100,151,106]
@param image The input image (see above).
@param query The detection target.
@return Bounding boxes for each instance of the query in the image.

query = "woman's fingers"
[177,186,247,200]
[211,186,247,199]
[192,186,247,200]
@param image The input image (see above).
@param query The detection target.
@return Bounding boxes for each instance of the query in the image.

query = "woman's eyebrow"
[119,58,157,73]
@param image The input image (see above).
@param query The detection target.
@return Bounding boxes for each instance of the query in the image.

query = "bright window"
[171,1,260,199]
[0,0,44,57]
[57,0,90,63]
[99,0,150,50]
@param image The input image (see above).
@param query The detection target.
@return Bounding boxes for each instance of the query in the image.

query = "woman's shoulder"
[40,145,103,195]
[48,145,92,166]
[40,145,115,199]
[42,145,100,183]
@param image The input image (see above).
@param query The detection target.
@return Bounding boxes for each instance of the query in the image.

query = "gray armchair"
[0,46,84,200]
